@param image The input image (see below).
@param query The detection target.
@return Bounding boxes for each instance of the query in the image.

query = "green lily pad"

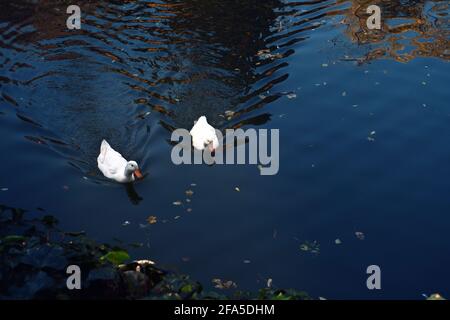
[180,284,193,293]
[1,235,26,244]
[100,250,130,265]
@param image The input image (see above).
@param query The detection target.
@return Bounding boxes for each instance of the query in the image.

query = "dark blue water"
[1,0,449,299]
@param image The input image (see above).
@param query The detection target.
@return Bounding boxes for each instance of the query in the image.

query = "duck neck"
[124,167,134,178]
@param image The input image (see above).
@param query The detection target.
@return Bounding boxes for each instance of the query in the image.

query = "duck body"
[97,140,143,183]
[189,116,219,151]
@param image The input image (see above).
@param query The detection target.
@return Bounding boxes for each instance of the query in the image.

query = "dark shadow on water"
[125,183,143,205]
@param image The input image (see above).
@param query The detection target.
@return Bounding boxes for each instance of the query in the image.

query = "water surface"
[0,0,449,299]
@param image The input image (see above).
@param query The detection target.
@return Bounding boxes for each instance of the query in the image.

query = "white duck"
[97,140,143,183]
[189,116,219,152]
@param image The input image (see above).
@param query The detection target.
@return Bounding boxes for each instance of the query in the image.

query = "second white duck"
[97,139,143,183]
[189,116,219,152]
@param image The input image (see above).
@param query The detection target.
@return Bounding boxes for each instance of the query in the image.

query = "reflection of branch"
[343,0,449,63]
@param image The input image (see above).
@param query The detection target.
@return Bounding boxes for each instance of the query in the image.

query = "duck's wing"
[98,140,127,176]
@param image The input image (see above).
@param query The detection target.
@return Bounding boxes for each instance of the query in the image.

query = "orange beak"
[134,169,143,179]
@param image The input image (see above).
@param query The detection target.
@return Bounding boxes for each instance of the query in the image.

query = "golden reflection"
[340,0,449,63]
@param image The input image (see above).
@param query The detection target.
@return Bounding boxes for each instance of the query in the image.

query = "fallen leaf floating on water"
[257,49,270,56]
[212,278,237,290]
[235,187,240,192]
[185,190,194,197]
[427,293,445,300]
[286,92,297,99]
[147,216,157,224]
[355,231,365,240]
[299,240,320,254]
[100,250,130,266]
[173,201,182,206]
[223,110,235,120]
[257,50,283,60]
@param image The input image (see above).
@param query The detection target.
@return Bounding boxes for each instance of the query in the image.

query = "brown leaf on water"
[185,190,194,197]
[212,278,237,290]
[147,216,157,224]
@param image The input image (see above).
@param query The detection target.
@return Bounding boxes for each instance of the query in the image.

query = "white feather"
[189,116,219,151]
[97,140,137,183]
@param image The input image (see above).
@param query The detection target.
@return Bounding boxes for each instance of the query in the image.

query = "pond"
[0,0,449,299]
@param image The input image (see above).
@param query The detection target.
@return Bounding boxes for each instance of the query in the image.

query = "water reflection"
[341,0,449,62]
[0,0,302,174]
[0,0,448,176]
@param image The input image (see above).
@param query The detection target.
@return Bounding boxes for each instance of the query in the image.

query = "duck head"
[125,161,143,179]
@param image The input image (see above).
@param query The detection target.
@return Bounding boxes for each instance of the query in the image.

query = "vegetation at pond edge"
[0,205,309,300]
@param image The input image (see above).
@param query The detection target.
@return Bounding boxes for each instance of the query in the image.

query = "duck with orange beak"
[97,140,144,183]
